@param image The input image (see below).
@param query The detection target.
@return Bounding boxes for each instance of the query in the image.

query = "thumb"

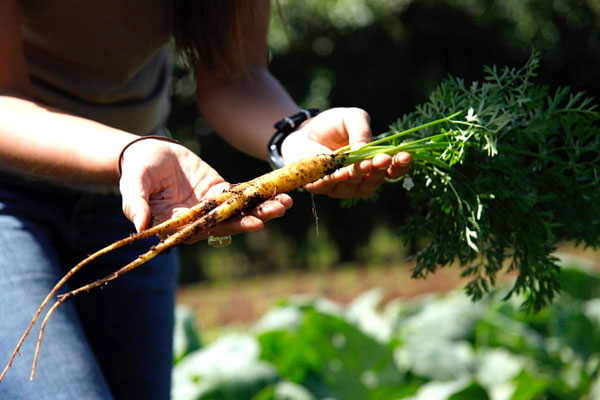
[120,177,152,232]
[281,132,330,165]
[127,198,152,232]
[343,108,372,146]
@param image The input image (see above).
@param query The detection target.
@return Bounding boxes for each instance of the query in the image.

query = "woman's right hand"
[118,138,292,242]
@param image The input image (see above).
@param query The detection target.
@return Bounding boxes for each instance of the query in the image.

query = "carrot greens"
[344,53,599,311]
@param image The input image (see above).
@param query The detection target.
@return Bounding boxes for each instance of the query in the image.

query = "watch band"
[267,108,319,169]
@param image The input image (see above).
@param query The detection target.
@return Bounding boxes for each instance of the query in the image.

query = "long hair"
[172,1,267,80]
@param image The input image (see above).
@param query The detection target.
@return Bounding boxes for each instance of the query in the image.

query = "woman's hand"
[280,107,412,198]
[118,138,292,241]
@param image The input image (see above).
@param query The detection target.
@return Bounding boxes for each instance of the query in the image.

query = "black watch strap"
[268,108,319,169]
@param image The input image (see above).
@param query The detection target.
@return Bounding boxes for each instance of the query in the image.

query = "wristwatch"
[267,108,319,169]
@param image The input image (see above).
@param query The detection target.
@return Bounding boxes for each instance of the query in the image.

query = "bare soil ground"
[176,243,600,334]
[176,262,468,331]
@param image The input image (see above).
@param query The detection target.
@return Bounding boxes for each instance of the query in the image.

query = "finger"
[119,176,152,232]
[386,152,412,180]
[363,154,393,184]
[349,159,374,178]
[304,174,337,194]
[245,194,293,219]
[154,182,236,240]
[343,108,372,146]
[353,155,392,197]
[329,159,370,182]
[184,215,265,244]
[183,194,293,244]
[331,168,350,181]
[306,158,371,195]
[126,198,152,232]
[311,175,362,199]
[219,194,293,230]
[281,130,331,165]
[329,162,370,197]
[203,181,231,198]
[371,153,393,170]
[330,180,363,198]
[309,155,393,198]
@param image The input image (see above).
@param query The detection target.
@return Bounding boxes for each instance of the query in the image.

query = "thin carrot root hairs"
[1,153,348,382]
[0,189,236,383]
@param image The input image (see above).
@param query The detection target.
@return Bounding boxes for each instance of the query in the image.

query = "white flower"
[456,128,470,142]
[402,176,415,191]
[466,107,479,122]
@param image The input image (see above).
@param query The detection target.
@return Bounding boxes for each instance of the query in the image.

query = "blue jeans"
[0,174,178,399]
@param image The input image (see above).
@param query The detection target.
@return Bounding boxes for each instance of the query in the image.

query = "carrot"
[1,110,460,383]
[0,152,348,382]
[2,111,461,382]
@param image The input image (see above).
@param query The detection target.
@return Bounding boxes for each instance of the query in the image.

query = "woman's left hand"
[280,107,412,198]
[119,138,292,241]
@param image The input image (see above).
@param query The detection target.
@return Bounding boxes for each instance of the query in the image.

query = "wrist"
[267,108,319,169]
[117,135,182,178]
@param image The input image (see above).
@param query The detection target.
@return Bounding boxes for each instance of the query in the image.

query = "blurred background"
[168,0,599,285]
[168,1,600,399]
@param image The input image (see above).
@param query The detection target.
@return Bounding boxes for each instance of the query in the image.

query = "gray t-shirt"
[19,0,173,136]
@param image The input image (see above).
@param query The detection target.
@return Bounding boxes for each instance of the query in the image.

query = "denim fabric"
[0,175,178,400]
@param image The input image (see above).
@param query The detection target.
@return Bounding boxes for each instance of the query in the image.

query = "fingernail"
[395,152,412,163]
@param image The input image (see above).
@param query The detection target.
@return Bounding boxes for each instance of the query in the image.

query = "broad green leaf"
[366,384,420,400]
[473,315,544,357]
[509,371,549,400]
[552,309,600,359]
[448,381,490,400]
[558,266,600,301]
[258,306,404,400]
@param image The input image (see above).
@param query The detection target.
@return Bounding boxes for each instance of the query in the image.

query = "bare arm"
[0,0,137,185]
[194,0,411,199]
[0,97,140,185]
[195,66,299,160]
[194,0,299,160]
[0,0,290,236]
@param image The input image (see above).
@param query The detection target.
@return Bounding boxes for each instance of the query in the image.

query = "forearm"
[0,95,137,185]
[195,67,301,160]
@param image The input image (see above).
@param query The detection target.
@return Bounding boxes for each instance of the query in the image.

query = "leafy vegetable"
[348,53,599,310]
[172,334,279,400]
[172,262,600,400]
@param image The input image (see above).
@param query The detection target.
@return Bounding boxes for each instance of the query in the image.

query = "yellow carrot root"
[1,153,348,382]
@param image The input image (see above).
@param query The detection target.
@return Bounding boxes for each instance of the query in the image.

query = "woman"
[0,1,410,398]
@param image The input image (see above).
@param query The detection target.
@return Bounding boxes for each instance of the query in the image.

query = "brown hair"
[172,1,268,80]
